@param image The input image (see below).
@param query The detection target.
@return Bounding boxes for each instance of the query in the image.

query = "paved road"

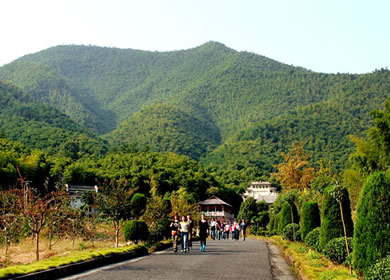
[63,239,295,280]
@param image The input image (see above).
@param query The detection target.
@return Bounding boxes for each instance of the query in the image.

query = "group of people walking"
[170,214,246,253]
[209,218,246,241]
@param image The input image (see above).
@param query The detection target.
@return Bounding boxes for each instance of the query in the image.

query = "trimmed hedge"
[300,201,320,240]
[131,193,147,218]
[364,255,390,280]
[269,213,280,235]
[278,202,299,234]
[323,237,353,264]
[304,227,321,251]
[319,186,353,250]
[353,172,390,274]
[282,223,300,241]
[124,220,149,244]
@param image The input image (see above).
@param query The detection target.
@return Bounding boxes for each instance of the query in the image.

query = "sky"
[1,0,389,73]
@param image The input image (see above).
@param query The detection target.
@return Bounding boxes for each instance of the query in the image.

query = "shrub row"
[271,171,390,277]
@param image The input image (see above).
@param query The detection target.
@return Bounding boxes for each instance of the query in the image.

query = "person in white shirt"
[210,218,216,240]
[179,216,189,253]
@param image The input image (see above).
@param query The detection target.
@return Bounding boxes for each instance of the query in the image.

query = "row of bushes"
[270,187,353,258]
[269,171,390,278]
[303,225,390,279]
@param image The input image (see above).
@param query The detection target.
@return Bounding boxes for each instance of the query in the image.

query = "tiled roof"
[199,196,232,207]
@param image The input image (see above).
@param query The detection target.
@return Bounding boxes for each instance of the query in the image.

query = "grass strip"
[146,240,172,253]
[266,236,357,280]
[0,244,145,279]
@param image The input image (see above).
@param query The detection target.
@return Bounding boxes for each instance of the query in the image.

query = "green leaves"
[353,172,390,273]
[106,103,220,160]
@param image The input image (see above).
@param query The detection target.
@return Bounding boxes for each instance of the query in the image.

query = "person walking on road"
[233,219,240,240]
[210,218,216,240]
[170,214,180,252]
[215,219,220,240]
[240,219,247,241]
[224,222,230,240]
[187,214,193,251]
[219,220,224,240]
[179,216,189,253]
[199,214,209,252]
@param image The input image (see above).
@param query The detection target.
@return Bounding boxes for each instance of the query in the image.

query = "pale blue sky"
[1,0,389,73]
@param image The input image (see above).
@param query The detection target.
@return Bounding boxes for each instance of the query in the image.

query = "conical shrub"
[278,201,299,234]
[319,186,353,250]
[300,201,320,240]
[353,172,390,274]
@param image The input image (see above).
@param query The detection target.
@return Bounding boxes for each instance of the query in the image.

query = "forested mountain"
[0,42,389,171]
[106,103,221,159]
[0,81,108,158]
[203,69,390,173]
[0,61,113,133]
[0,41,307,138]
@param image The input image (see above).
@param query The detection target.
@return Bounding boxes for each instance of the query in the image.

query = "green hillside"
[0,81,108,158]
[204,69,390,174]
[0,42,309,138]
[106,103,221,160]
[0,42,389,167]
[0,61,113,133]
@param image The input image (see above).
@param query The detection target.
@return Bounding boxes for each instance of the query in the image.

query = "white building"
[242,181,278,204]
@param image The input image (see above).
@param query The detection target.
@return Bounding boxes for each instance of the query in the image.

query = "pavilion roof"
[199,196,232,207]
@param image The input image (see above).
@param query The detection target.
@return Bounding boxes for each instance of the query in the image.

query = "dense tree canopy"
[1,44,388,169]
[349,96,390,175]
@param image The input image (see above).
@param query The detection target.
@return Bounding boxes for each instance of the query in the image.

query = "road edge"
[7,242,173,280]
[265,239,298,280]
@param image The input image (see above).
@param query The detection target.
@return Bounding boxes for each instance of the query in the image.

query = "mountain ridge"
[0,42,388,166]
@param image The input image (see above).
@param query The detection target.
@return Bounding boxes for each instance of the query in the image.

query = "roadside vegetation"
[267,236,356,280]
[245,96,390,280]
[0,243,146,279]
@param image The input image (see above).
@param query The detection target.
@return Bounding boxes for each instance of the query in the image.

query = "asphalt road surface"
[63,238,295,280]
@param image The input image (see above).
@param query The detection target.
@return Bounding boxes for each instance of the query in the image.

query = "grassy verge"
[146,240,172,253]
[265,236,358,280]
[0,244,145,279]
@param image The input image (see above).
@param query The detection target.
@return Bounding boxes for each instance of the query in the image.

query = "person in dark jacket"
[170,214,180,252]
[199,214,209,252]
[240,219,247,241]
